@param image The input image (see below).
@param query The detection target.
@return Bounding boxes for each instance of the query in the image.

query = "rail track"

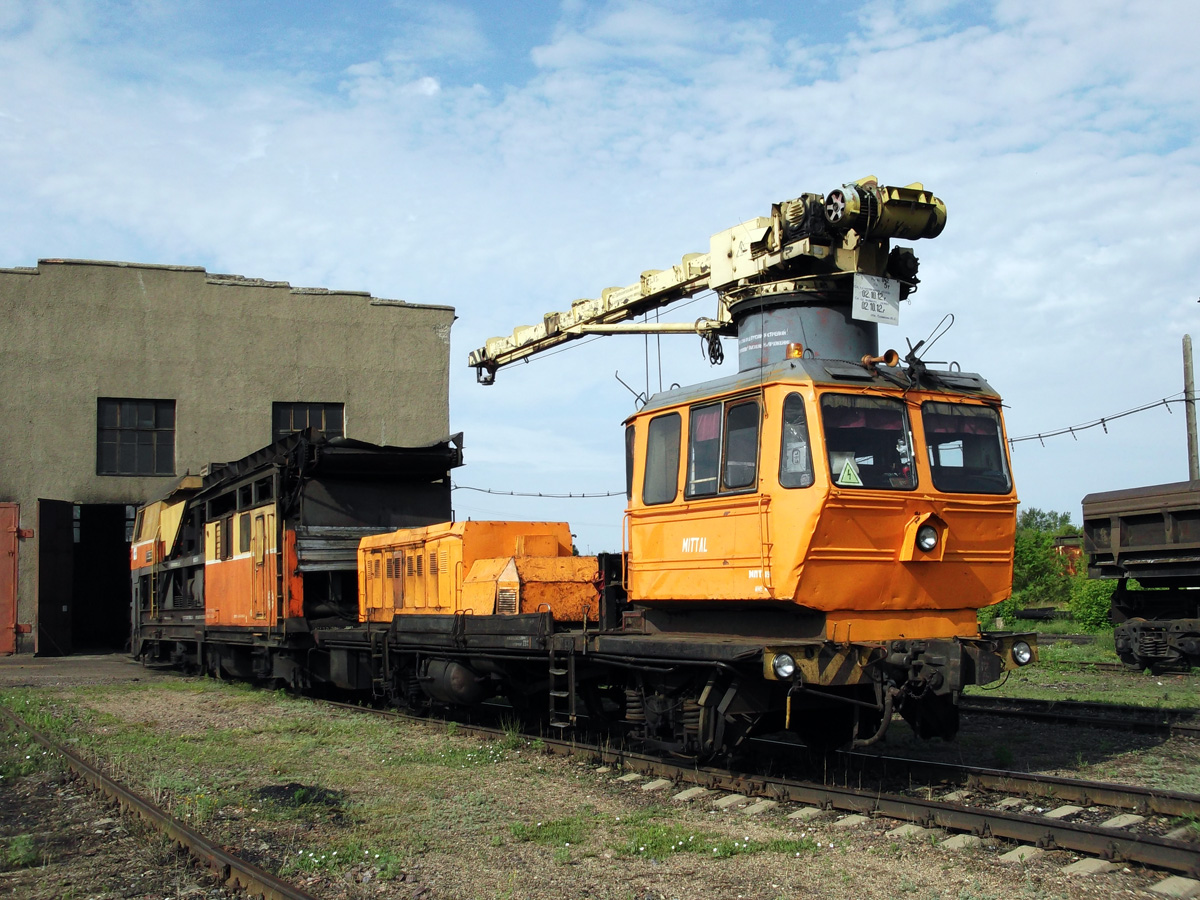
[960,694,1200,738]
[0,706,320,900]
[1057,659,1128,672]
[321,699,1200,877]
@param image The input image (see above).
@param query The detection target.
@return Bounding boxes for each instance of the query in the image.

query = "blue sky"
[2,0,1197,551]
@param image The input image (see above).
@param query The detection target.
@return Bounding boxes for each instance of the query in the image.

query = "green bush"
[981,507,1080,630]
[1068,575,1114,631]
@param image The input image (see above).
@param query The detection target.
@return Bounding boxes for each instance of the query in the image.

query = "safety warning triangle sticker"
[837,459,863,487]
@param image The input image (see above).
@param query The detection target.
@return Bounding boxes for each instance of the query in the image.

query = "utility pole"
[1186,334,1199,481]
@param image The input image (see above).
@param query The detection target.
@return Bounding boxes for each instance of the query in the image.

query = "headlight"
[772,653,797,679]
[916,524,938,552]
[1011,641,1033,666]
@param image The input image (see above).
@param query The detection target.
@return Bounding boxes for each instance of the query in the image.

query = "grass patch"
[281,838,406,879]
[2,834,38,871]
[1034,631,1118,667]
[965,658,1200,709]
[511,813,595,846]
[618,822,816,860]
[0,733,58,780]
[394,740,514,768]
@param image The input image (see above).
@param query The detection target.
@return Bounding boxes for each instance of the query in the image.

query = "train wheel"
[581,682,625,729]
[397,672,431,717]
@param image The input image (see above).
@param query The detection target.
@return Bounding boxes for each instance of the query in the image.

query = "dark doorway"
[37,501,134,656]
[37,500,74,656]
[73,504,135,652]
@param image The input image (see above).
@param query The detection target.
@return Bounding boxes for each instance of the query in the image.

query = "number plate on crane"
[851,274,900,326]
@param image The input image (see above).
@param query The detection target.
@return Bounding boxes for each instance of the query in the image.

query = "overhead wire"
[453,485,624,498]
[1007,392,1187,448]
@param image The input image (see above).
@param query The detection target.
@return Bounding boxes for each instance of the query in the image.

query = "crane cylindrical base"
[731,293,879,371]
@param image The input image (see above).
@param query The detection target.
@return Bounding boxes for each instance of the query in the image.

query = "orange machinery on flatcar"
[358,521,597,622]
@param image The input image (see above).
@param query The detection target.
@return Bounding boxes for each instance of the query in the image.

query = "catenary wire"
[453,485,624,498]
[1008,393,1187,447]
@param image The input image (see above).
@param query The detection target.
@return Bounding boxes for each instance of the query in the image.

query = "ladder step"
[549,690,570,698]
[549,667,569,676]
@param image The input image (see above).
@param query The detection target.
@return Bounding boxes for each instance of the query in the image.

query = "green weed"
[2,834,38,870]
[283,839,405,879]
[510,814,594,846]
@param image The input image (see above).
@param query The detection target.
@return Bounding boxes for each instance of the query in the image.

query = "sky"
[1,0,1197,552]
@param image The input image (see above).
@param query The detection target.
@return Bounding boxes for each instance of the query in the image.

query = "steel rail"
[319,700,1200,876]
[0,707,320,900]
[848,752,1200,818]
[556,745,1200,877]
[961,695,1200,738]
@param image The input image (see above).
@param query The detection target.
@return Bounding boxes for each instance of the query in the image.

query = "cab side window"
[686,404,721,497]
[779,393,814,488]
[643,413,681,505]
[723,400,759,490]
[686,397,760,498]
[624,424,635,500]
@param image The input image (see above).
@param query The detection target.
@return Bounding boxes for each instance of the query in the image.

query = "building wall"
[0,258,455,652]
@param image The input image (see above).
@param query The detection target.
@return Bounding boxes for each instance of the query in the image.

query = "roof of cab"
[630,358,1001,420]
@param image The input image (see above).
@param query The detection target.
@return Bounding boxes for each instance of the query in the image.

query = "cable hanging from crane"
[1008,392,1187,448]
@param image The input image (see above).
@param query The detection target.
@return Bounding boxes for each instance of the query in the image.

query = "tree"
[1010,507,1076,608]
[1017,507,1079,536]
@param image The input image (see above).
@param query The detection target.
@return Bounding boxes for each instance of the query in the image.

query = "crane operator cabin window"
[922,402,1012,494]
[820,395,916,490]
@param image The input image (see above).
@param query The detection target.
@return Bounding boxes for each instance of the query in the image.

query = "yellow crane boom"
[469,177,946,383]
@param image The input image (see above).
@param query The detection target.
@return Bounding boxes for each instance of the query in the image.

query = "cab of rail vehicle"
[623,344,1017,644]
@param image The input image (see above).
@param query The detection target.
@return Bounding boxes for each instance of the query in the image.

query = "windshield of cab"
[922,402,1011,494]
[820,395,916,490]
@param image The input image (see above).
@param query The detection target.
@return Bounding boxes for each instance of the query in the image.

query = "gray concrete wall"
[0,259,454,652]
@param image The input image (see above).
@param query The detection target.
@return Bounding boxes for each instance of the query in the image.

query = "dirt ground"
[0,654,1196,900]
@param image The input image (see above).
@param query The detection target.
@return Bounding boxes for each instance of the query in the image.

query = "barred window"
[97,398,175,476]
[272,402,345,441]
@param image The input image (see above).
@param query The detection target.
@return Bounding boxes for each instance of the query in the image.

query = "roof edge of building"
[0,258,455,312]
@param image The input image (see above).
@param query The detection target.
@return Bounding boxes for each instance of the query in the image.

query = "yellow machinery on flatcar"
[358,521,597,621]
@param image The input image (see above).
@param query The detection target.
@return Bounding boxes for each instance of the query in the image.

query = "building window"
[272,402,345,441]
[97,398,176,476]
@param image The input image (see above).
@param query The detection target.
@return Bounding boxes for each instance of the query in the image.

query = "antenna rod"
[1185,334,1199,481]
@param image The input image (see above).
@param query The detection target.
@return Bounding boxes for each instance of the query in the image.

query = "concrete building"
[0,258,454,655]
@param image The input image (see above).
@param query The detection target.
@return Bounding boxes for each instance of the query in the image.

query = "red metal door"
[0,504,17,655]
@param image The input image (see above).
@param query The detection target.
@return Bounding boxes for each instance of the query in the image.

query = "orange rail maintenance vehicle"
[346,177,1033,754]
